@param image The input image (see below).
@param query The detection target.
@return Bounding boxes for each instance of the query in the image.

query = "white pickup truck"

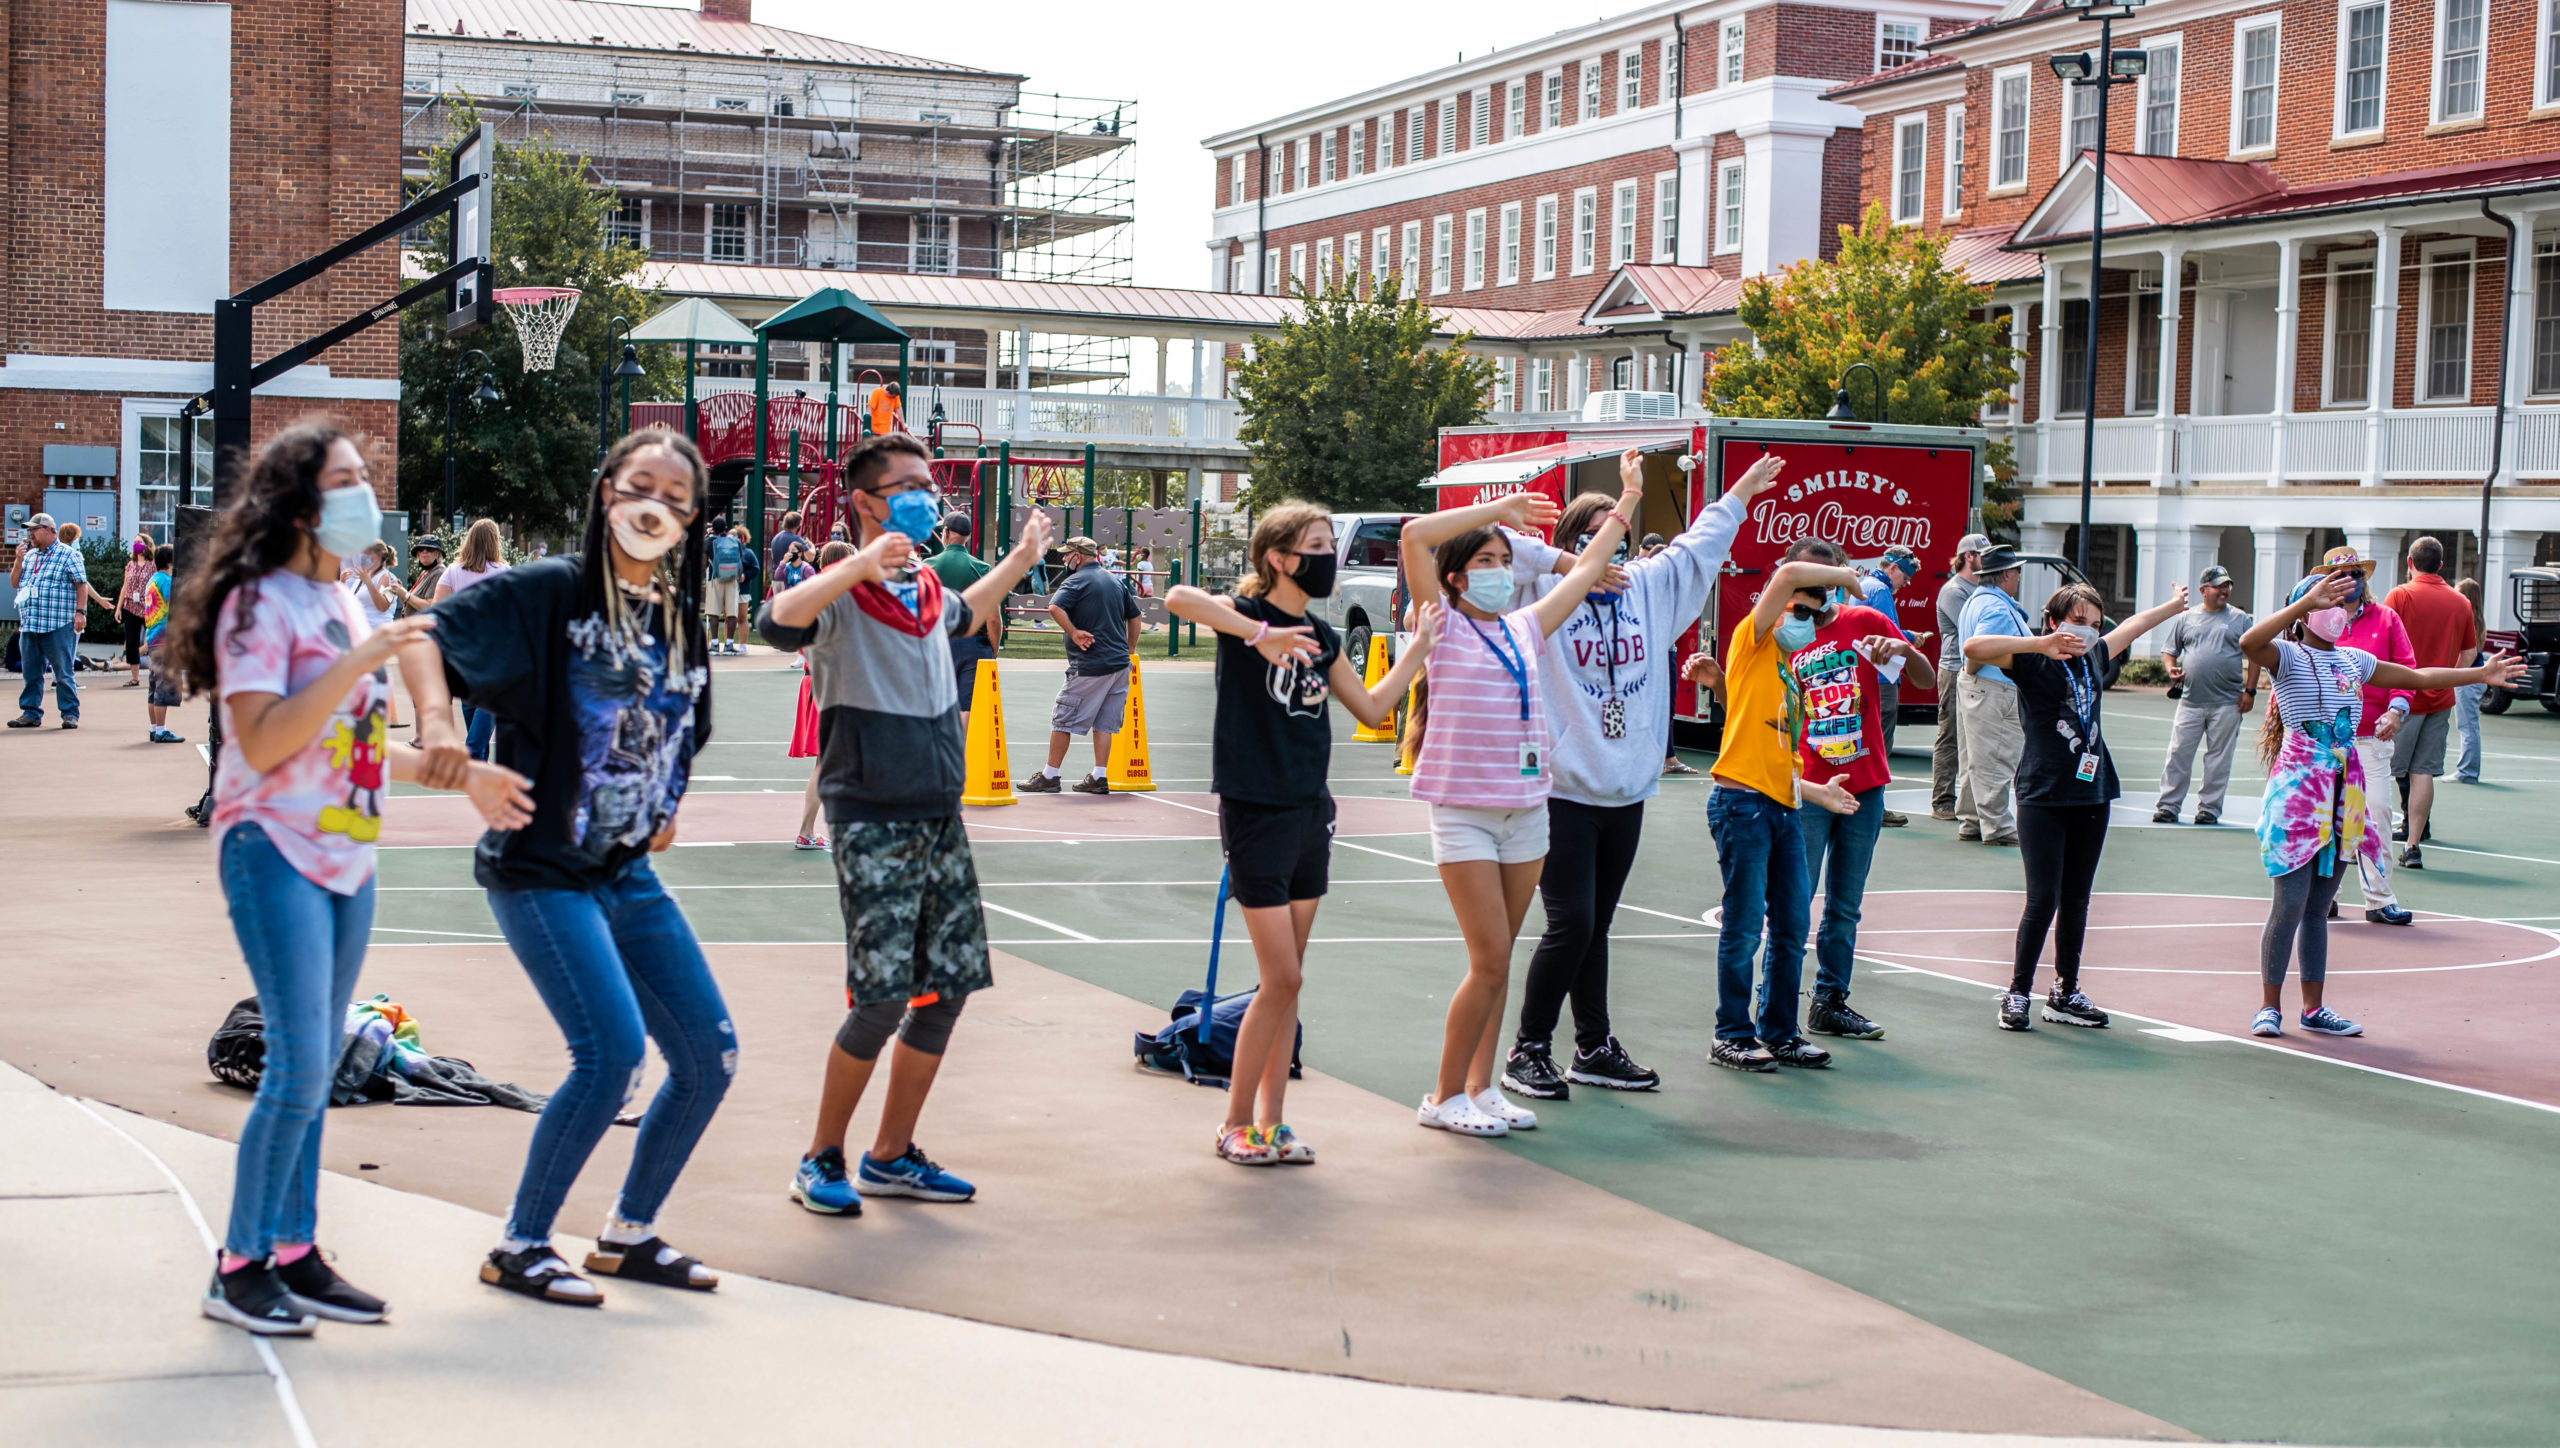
[1304,512,1415,672]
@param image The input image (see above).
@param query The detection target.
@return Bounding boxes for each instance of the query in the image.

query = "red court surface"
[1807,889,2560,1112]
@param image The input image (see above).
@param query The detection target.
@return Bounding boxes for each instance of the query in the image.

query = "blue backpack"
[709,534,743,581]
[1132,989,1302,1089]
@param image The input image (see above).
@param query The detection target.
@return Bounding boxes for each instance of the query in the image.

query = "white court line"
[372,932,1717,949]
[371,926,507,940]
[381,878,1442,892]
[975,900,1100,941]
[64,1098,320,1448]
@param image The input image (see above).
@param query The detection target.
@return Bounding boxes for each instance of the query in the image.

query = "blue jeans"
[16,623,79,720]
[1798,785,1887,998]
[1710,785,1811,1043]
[464,704,495,761]
[487,862,735,1242]
[2454,664,2483,782]
[219,823,372,1258]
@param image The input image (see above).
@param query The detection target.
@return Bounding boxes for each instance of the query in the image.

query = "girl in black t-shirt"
[1166,502,1437,1167]
[1963,581,2187,1034]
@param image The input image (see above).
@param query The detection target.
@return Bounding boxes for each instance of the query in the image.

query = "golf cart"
[2482,566,2560,715]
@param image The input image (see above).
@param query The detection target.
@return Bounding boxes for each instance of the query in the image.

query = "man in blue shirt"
[1856,545,1920,825]
[10,513,93,729]
[1953,545,2029,845]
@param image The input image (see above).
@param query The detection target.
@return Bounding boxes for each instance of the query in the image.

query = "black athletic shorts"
[1218,795,1335,909]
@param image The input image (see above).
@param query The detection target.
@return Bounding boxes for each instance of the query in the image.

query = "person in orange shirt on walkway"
[2382,536,2477,871]
[867,381,904,438]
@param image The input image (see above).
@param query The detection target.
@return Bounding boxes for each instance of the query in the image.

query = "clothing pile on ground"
[208,993,546,1111]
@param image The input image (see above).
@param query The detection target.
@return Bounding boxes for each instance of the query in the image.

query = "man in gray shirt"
[2153,564,2262,826]
[1930,533,1990,818]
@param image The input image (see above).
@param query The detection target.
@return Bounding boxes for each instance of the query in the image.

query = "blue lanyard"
[2063,650,2101,750]
[1467,615,1532,722]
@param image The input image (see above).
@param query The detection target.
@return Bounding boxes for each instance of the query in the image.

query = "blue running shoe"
[791,1146,862,1215]
[859,1143,976,1202]
[2251,1007,2283,1037]
[2300,1006,2364,1037]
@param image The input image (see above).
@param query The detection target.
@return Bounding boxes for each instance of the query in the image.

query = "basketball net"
[493,287,581,371]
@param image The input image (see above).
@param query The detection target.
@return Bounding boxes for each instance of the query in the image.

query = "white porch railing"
[2382,408,2495,478]
[687,377,1247,453]
[2014,404,2560,486]
[2183,416,2271,480]
[2286,413,2367,477]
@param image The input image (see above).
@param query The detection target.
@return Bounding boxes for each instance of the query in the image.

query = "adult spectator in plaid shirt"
[11,512,98,729]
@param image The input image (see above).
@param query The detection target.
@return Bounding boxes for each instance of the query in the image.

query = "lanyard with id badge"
[1469,616,1543,777]
[2063,649,2104,783]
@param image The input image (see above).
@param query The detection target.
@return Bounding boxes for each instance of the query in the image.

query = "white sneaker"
[1473,1086,1537,1130]
[1417,1092,1508,1137]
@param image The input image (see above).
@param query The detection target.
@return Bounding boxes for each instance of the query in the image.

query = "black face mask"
[1291,551,1338,600]
[1573,531,1631,565]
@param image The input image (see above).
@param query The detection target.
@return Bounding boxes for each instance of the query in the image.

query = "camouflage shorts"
[830,816,991,1006]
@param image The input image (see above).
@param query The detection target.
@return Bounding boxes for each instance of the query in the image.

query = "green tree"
[398,100,681,536]
[1707,202,2022,539]
[1233,276,1496,513]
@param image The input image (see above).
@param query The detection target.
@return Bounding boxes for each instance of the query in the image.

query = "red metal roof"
[2015,149,2560,246]
[2098,152,2290,225]
[1938,225,2043,285]
[1825,53,1964,101]
[404,0,993,74]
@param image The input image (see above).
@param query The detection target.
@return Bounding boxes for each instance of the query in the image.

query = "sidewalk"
[0,1059,2196,1448]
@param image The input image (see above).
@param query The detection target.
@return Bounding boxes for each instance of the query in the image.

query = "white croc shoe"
[1472,1086,1537,1130]
[1417,1092,1509,1137]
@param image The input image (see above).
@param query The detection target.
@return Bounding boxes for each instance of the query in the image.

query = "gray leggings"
[834,992,967,1061]
[2262,862,2346,987]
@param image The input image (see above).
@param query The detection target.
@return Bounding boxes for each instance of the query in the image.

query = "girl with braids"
[2236,569,2521,1039]
[400,426,734,1306]
[162,421,531,1335]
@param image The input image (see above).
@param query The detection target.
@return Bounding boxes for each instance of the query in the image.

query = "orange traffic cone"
[961,659,1015,806]
[1107,657,1156,792]
[1352,634,1397,743]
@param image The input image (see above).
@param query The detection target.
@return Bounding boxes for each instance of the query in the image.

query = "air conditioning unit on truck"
[1424,414,1986,735]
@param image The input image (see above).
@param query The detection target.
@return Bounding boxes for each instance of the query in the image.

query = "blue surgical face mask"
[1775,615,1818,651]
[1462,566,1514,614]
[883,489,941,546]
[315,483,381,560]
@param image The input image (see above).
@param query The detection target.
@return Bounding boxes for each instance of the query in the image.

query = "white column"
[1154,336,1170,397]
[2270,236,2302,488]
[2251,524,2308,618]
[1014,321,1032,440]
[2154,244,2185,489]
[2499,211,2542,489]
[2005,302,2031,472]
[2132,524,2183,647]
[982,330,1000,389]
[2038,262,2065,488]
[1735,124,1833,275]
[1568,351,1586,408]
[1672,135,1713,269]
[1188,333,1207,439]
[2345,527,2401,595]
[2364,224,2403,488]
[2484,530,2540,631]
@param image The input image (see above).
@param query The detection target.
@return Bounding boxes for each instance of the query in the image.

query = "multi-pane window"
[1372,227,1391,289]
[1582,60,1603,120]
[1263,250,1281,296]
[1473,88,1491,147]
[1544,71,1564,129]
[710,202,749,261]
[1499,202,1522,285]
[1465,210,1487,289]
[1350,120,1366,178]
[2133,286,2163,414]
[1996,70,2029,187]
[2067,81,2101,161]
[1718,161,1745,252]
[2236,20,2279,151]
[1494,356,1517,413]
[2141,42,2179,154]
[2058,298,2092,415]
[1943,106,1965,217]
[2340,1,2387,135]
[1535,197,1558,279]
[1431,216,1453,294]
[1533,358,1554,412]
[2423,247,2473,401]
[1344,234,1361,290]
[607,197,646,250]
[1722,20,1745,84]
[135,413,212,545]
[2548,0,2560,108]
[1623,48,1642,110]
[1295,138,1310,190]
[2534,241,2560,394]
[1267,148,1282,193]
[1439,98,1457,155]
[2437,0,2484,122]
[1231,155,1247,205]
[1879,19,1923,69]
[1573,190,1597,273]
[1894,115,1926,222]
[1321,132,1337,184]
[1611,181,1637,265]
[1289,243,1307,291]
[1401,220,1421,280]
[912,214,953,273]
[1664,36,1680,97]
[1314,238,1332,289]
[1506,80,1525,139]
[1407,107,1425,164]
[1654,175,1677,261]
[2330,261,2374,404]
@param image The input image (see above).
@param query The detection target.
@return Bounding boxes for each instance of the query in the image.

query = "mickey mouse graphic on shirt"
[1264,648,1331,718]
[317,698,387,843]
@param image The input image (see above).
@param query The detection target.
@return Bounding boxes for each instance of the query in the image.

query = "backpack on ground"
[1132,988,1302,1089]
[709,534,743,582]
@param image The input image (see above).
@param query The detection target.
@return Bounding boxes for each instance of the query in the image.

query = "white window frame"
[2230,14,2282,155]
[1343,233,1361,289]
[1581,59,1603,121]
[1877,15,1925,71]
[2321,248,2378,407]
[1623,47,1642,111]
[1942,105,1965,218]
[1716,160,1745,255]
[2432,0,2485,125]
[1293,138,1309,191]
[1464,208,1487,290]
[125,402,212,548]
[1992,66,2031,192]
[2541,0,2560,109]
[1401,220,1421,282]
[1893,113,1928,224]
[2137,34,2181,155]
[710,201,752,263]
[1572,187,1598,274]
[1543,71,1564,130]
[1664,34,1681,98]
[1472,87,1491,148]
[1288,242,1308,292]
[1532,357,1554,412]
[1438,97,1457,155]
[1371,226,1392,289]
[1431,215,1453,295]
[1494,355,1518,413]
[1721,19,1745,85]
[1499,201,1523,285]
[2417,239,2475,402]
[2531,233,2560,395]
[1653,173,1678,262]
[1350,120,1366,178]
[1314,237,1333,289]
[2062,78,2101,168]
[2124,269,2165,415]
[1406,106,1425,165]
[1611,179,1639,266]
[1262,249,1282,295]
[607,195,650,251]
[1321,131,1337,184]
[2335,0,2390,140]
[1229,154,1247,205]
[1534,195,1559,280]
[1266,148,1282,194]
[1506,79,1525,140]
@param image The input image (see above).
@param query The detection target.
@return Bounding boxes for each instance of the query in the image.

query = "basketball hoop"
[493,287,581,372]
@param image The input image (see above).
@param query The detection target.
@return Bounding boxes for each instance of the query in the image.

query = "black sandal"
[481,1245,603,1307]
[583,1236,719,1292]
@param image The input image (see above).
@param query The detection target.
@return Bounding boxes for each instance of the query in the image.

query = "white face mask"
[608,498,684,562]
[314,484,381,560]
[2057,622,2101,648]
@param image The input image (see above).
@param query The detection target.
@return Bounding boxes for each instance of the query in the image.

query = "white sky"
[631,0,1589,289]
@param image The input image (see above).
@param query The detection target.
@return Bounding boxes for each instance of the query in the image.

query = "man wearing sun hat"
[2320,545,2419,926]
[2153,564,2259,826]
[1932,533,1992,820]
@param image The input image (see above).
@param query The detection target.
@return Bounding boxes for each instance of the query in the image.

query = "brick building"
[1201,0,1994,411]
[1,0,405,553]
[1833,0,2560,629]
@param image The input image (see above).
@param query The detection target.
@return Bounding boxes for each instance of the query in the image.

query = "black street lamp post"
[443,348,498,530]
[2052,0,2149,575]
[1826,361,1885,423]
[596,316,645,466]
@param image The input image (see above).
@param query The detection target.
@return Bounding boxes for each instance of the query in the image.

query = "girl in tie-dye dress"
[2239,570,2522,1041]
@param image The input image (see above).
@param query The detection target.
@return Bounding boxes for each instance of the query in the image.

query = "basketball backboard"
[445,122,495,336]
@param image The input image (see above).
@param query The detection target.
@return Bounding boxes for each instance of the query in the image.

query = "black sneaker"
[1806,991,1883,1040]
[202,1257,318,1336]
[2152,806,2177,824]
[1069,773,1111,795]
[2366,904,2414,926]
[2042,986,2109,1028]
[2392,822,2408,843]
[1567,1036,1660,1091]
[1997,992,2032,1031]
[60,717,78,729]
[5,715,38,729]
[1709,1038,1776,1072]
[274,1248,388,1323]
[1015,771,1062,793]
[1763,1036,1832,1068]
[1501,1040,1570,1100]
[2195,810,2220,827]
[2399,845,2424,870]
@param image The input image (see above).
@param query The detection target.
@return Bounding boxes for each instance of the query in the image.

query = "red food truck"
[1430,415,1987,729]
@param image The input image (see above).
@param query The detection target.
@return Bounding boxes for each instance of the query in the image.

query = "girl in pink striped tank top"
[1399,481,1640,1140]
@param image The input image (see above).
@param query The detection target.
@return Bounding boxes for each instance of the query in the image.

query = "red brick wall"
[1770,5,1889,84]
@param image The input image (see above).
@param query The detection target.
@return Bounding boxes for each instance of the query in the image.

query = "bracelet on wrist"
[1248,621,1270,646]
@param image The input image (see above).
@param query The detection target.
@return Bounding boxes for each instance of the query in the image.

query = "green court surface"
[382,662,2560,1446]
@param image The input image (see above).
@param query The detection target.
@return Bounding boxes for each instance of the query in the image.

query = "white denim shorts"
[1429,802,1550,865]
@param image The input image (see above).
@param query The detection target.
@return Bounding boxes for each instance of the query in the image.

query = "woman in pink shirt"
[1400,484,1637,1139]
[2322,548,2417,924]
